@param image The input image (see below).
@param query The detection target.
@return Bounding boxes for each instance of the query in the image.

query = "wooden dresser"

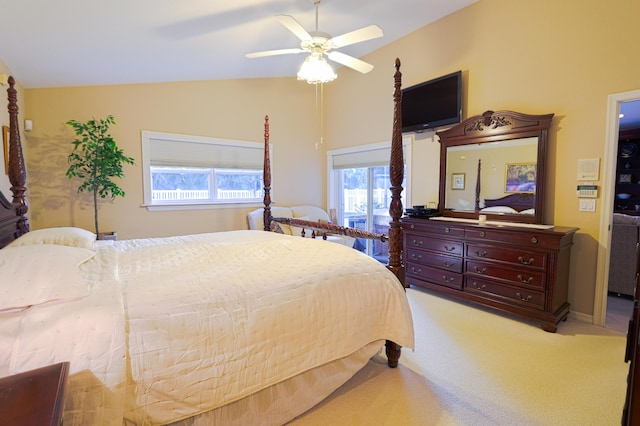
[402,217,578,332]
[0,362,69,425]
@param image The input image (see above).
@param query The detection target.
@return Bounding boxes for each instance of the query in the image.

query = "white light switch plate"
[579,199,596,212]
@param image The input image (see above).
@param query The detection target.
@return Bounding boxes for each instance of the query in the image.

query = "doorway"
[595,90,640,329]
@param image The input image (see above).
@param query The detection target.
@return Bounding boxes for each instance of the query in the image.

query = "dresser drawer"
[403,220,465,237]
[465,228,562,249]
[465,277,545,310]
[406,262,463,290]
[466,243,546,270]
[405,234,463,256]
[466,260,545,290]
[407,248,463,272]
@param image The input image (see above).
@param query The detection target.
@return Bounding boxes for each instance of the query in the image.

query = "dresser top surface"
[402,216,578,235]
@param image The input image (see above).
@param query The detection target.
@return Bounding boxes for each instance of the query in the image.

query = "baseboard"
[569,310,593,324]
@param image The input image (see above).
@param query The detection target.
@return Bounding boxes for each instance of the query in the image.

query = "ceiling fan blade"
[276,14,312,41]
[246,48,305,59]
[329,25,383,49]
[327,51,374,74]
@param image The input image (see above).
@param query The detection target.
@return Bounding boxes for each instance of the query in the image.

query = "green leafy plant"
[66,115,135,236]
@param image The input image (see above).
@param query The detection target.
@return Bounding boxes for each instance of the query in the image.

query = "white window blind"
[148,135,263,169]
[330,140,410,170]
[141,130,268,210]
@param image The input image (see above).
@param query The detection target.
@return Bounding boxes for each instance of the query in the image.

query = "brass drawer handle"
[410,224,415,229]
[516,292,533,302]
[472,282,486,290]
[412,239,423,247]
[411,266,422,274]
[517,274,534,284]
[444,245,456,252]
[479,231,486,237]
[444,227,450,233]
[475,250,488,257]
[411,253,422,261]
[518,256,535,265]
[442,275,455,283]
[531,237,538,244]
[444,261,454,268]
[474,266,486,274]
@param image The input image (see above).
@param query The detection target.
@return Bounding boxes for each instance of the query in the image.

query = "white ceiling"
[0,0,478,89]
[1,0,637,130]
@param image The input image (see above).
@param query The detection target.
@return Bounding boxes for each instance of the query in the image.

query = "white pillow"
[519,208,535,215]
[0,244,95,311]
[480,206,518,214]
[290,216,312,237]
[6,227,96,249]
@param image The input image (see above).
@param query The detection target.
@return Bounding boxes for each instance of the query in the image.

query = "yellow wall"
[9,0,640,317]
[23,78,322,238]
[324,0,639,316]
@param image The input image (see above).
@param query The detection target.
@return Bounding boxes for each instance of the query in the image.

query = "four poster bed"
[0,61,412,425]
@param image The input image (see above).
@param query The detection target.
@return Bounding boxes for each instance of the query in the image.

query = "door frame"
[594,89,640,326]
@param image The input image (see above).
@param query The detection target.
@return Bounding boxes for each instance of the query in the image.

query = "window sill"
[142,201,264,212]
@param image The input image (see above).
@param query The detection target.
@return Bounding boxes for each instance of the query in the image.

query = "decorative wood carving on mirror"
[436,110,554,224]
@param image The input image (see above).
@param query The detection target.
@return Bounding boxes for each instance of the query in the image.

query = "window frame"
[327,138,412,225]
[141,130,270,211]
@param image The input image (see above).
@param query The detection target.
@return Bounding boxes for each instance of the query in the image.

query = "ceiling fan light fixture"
[297,54,337,84]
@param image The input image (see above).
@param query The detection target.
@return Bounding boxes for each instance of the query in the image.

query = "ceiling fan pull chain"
[314,82,324,149]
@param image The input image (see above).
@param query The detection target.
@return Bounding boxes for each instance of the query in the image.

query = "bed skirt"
[167,340,384,426]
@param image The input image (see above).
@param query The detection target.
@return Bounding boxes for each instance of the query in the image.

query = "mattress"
[1,230,414,424]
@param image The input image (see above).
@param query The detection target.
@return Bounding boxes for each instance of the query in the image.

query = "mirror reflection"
[445,137,538,214]
[436,110,553,224]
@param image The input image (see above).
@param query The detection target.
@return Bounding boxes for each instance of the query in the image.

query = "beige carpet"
[289,287,629,426]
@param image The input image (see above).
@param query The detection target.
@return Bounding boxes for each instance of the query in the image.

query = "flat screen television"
[401,70,462,133]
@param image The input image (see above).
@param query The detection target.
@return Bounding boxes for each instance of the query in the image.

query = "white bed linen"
[169,340,385,426]
[2,243,126,425]
[1,230,414,425]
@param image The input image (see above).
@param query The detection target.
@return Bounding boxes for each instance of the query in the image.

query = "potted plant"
[66,115,135,239]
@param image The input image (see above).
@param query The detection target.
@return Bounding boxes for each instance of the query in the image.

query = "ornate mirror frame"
[436,110,554,224]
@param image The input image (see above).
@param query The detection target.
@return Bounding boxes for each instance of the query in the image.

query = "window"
[141,131,267,210]
[327,139,411,261]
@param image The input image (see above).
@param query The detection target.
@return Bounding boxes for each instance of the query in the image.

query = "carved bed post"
[386,58,405,286]
[7,76,29,236]
[385,58,405,369]
[262,115,272,231]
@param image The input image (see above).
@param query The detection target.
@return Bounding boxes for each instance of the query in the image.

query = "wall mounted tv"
[401,70,462,133]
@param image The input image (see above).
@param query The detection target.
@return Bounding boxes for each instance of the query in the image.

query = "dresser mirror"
[436,110,554,224]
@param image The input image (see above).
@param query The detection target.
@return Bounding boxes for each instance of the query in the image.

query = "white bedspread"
[2,230,414,425]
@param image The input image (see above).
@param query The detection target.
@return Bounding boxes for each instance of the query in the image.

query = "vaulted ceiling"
[0,0,477,89]
[2,0,637,130]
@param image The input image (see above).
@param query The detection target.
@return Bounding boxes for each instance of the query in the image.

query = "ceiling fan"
[245,0,383,83]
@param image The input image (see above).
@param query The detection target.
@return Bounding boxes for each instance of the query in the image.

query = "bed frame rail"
[270,216,388,242]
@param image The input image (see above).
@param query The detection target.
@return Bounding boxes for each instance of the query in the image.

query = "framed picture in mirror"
[505,163,536,193]
[452,173,465,190]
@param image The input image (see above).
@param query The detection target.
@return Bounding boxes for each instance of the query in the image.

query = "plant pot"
[97,232,117,241]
